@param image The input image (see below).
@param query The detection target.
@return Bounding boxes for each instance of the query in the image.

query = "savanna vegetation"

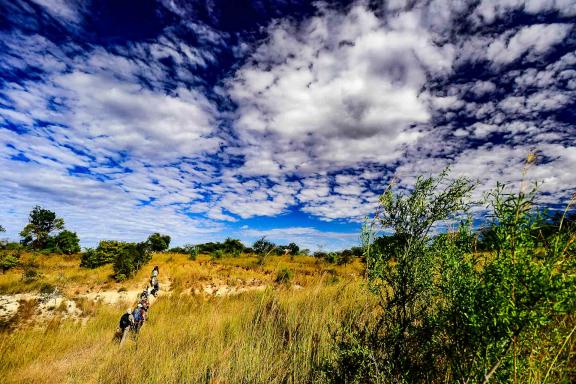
[0,167,574,384]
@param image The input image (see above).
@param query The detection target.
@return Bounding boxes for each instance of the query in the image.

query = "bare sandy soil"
[0,278,281,329]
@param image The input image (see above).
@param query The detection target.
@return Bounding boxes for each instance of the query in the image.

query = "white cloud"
[486,23,572,65]
[228,4,454,177]
[239,226,359,251]
[30,0,84,24]
[473,0,576,24]
[1,0,575,242]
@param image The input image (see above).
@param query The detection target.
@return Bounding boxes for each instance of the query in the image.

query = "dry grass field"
[0,253,371,384]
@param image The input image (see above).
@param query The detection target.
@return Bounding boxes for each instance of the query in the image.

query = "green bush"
[211,249,225,260]
[322,169,576,383]
[21,263,41,283]
[0,252,20,272]
[53,230,80,254]
[0,242,23,272]
[146,232,171,252]
[80,240,123,268]
[112,242,151,281]
[81,240,152,280]
[168,244,199,260]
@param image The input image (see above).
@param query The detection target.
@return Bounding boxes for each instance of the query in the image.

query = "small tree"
[323,169,576,383]
[54,230,80,254]
[323,169,475,382]
[0,242,21,273]
[113,242,151,281]
[20,206,64,249]
[337,249,353,265]
[146,233,171,252]
[222,238,244,256]
[287,242,300,255]
[253,237,275,265]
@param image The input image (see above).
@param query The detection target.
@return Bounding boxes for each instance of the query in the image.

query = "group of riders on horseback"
[115,266,160,343]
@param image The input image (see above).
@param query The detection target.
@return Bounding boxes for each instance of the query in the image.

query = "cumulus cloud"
[1,0,575,247]
[228,4,454,176]
[472,0,576,24]
[486,23,572,65]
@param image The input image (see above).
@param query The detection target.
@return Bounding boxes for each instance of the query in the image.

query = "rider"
[132,304,144,332]
[117,308,133,341]
[150,268,160,296]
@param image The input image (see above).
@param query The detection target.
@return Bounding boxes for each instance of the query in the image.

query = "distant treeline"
[168,236,364,265]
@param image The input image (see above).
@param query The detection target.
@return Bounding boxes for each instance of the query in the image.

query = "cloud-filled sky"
[0,0,575,250]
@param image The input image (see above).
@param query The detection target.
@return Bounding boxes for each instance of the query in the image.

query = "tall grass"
[0,277,371,383]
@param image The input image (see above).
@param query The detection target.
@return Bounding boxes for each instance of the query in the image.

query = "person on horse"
[150,267,160,296]
[132,303,144,332]
[116,308,133,343]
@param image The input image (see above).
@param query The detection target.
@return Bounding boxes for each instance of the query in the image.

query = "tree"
[146,233,171,252]
[287,242,300,255]
[253,237,275,265]
[253,237,275,255]
[323,169,576,383]
[81,240,132,269]
[112,242,151,281]
[222,238,244,256]
[323,169,475,383]
[0,225,5,233]
[337,249,353,265]
[20,206,64,249]
[54,230,80,254]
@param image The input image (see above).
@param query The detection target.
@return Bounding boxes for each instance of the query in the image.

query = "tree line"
[1,206,363,278]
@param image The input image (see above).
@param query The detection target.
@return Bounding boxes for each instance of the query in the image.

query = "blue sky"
[0,0,575,250]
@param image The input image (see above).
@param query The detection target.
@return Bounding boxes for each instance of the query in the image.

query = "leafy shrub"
[188,246,199,260]
[211,249,225,260]
[39,282,57,296]
[323,252,338,264]
[222,238,244,256]
[112,242,151,281]
[169,244,199,260]
[275,268,293,284]
[253,237,275,255]
[146,233,171,252]
[313,251,327,259]
[81,240,152,280]
[0,252,20,272]
[21,265,41,282]
[254,237,275,265]
[336,249,353,265]
[322,169,576,383]
[0,242,23,272]
[80,240,123,268]
[53,230,80,254]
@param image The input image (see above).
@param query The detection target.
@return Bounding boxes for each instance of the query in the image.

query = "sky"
[0,0,575,251]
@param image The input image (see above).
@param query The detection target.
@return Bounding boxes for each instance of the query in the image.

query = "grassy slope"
[0,253,369,383]
[1,253,573,383]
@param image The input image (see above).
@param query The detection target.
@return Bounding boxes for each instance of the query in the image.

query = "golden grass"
[0,252,574,383]
[0,280,371,383]
[0,252,364,296]
[0,252,369,383]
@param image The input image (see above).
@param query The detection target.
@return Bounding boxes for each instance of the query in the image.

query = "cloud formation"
[0,0,574,249]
